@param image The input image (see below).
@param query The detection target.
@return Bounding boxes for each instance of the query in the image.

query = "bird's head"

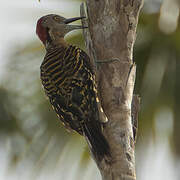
[36,14,87,46]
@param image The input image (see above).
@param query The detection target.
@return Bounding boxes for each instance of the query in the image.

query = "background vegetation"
[0,0,179,179]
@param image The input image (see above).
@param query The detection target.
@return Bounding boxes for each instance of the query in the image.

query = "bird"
[36,14,110,161]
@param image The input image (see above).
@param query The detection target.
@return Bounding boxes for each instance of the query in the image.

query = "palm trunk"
[80,1,142,179]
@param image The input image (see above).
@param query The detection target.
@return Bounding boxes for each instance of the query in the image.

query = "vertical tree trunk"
[80,1,142,179]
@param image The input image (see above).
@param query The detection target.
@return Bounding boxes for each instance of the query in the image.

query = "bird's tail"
[83,121,111,161]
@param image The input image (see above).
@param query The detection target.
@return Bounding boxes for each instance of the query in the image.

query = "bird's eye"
[54,16,60,21]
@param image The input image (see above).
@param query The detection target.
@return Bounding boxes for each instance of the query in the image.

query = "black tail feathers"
[83,121,111,161]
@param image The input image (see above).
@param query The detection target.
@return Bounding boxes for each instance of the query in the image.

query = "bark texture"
[80,1,142,179]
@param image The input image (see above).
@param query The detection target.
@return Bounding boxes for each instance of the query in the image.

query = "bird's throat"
[46,37,68,50]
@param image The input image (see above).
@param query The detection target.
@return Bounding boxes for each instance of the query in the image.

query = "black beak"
[64,17,86,24]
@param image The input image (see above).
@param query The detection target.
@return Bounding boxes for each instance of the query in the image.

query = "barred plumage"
[41,45,97,132]
[36,14,110,161]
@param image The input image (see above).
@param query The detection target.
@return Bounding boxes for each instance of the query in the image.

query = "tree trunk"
[80,1,142,179]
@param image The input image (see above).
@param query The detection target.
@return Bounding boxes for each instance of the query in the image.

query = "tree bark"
[80,1,142,179]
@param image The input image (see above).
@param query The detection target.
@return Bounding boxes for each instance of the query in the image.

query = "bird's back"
[40,45,100,134]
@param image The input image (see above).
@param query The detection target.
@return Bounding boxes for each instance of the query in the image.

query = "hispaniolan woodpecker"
[36,14,110,161]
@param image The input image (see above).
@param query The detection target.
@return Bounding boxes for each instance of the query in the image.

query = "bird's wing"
[40,60,85,133]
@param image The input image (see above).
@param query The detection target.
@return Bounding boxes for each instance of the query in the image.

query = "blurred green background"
[0,0,180,179]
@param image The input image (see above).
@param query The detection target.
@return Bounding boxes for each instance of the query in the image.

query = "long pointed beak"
[64,17,88,29]
[64,17,86,24]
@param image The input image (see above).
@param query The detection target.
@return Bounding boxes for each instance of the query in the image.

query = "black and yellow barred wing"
[40,45,99,133]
